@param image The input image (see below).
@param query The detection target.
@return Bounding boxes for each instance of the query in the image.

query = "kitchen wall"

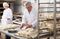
[14,0,38,14]
[14,0,22,14]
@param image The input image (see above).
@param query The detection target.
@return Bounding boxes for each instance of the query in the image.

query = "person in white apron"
[1,2,13,25]
[21,2,38,29]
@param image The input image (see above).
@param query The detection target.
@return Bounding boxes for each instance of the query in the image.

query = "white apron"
[1,8,13,25]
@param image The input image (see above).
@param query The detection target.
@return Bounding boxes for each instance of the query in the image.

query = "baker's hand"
[20,24,25,29]
[27,24,32,28]
[7,18,10,20]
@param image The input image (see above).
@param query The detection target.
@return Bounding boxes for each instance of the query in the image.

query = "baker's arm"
[6,9,13,20]
[20,14,26,29]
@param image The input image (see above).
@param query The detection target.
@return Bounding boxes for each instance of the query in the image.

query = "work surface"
[0,28,28,39]
[0,24,37,39]
[0,29,53,39]
[0,23,28,39]
[0,24,53,39]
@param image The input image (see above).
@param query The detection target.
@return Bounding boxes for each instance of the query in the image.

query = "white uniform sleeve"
[6,9,13,19]
[32,13,38,28]
[22,13,26,24]
[31,9,38,28]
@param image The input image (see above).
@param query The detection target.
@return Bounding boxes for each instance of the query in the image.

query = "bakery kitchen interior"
[0,0,60,39]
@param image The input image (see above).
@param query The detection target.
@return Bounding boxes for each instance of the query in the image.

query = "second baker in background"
[1,2,13,25]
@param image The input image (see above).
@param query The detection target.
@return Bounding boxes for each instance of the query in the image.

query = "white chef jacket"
[22,7,38,29]
[1,8,13,25]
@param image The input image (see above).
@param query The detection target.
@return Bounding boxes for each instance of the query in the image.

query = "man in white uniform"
[1,2,13,25]
[21,2,38,29]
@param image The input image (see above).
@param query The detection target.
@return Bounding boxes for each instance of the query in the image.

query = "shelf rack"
[38,0,60,39]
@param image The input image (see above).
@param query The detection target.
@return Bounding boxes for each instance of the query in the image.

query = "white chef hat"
[24,2,32,7]
[3,2,9,6]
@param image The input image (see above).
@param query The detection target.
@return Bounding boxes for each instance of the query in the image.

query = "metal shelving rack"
[54,0,60,39]
[38,0,54,39]
[54,0,56,39]
[38,0,60,39]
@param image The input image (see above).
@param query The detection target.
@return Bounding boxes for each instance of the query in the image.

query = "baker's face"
[26,5,32,12]
[3,6,8,9]
[3,6,6,9]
